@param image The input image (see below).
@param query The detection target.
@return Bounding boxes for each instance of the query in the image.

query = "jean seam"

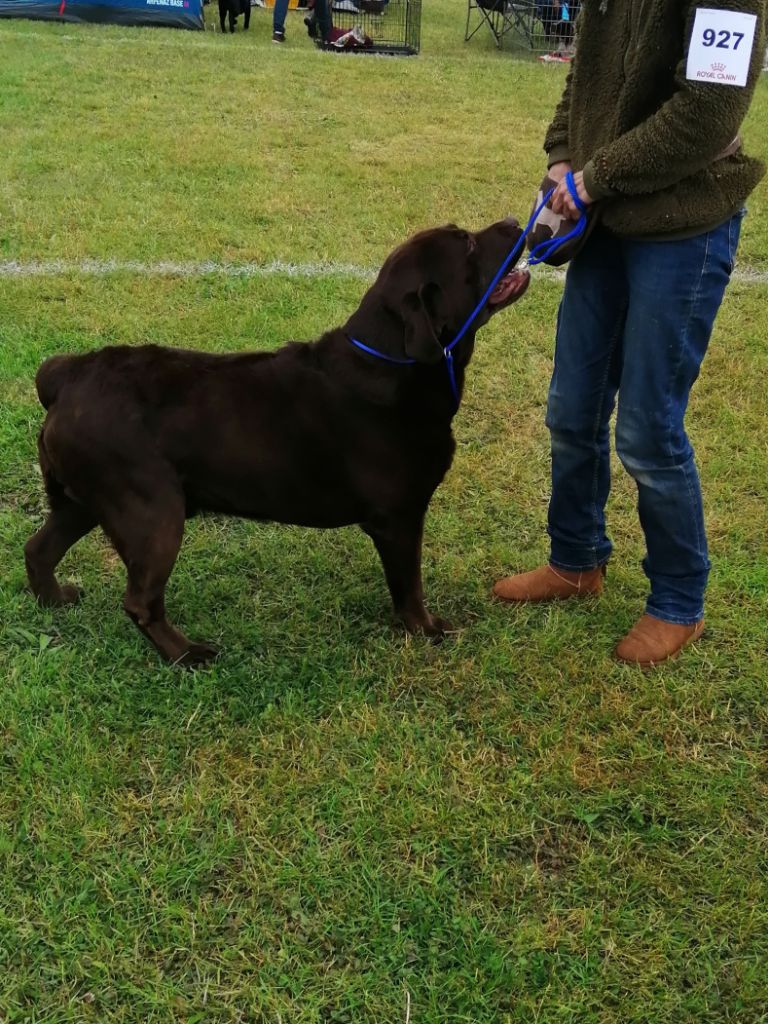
[727,212,742,275]
[588,301,626,561]
[670,233,710,566]
[727,216,734,274]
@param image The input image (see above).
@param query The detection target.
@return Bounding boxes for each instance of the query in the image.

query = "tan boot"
[492,563,606,603]
[614,614,704,668]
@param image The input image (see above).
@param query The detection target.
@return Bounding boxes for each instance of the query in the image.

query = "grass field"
[1,4,768,1021]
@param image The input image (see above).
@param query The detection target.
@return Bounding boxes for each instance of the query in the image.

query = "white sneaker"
[333,0,359,12]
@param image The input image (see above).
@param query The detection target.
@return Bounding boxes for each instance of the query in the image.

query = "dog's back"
[36,353,82,411]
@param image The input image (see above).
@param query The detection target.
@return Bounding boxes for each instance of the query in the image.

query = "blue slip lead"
[349,171,588,409]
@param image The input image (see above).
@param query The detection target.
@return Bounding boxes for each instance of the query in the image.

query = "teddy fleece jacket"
[545,0,766,238]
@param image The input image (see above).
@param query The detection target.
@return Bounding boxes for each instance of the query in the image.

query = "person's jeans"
[546,213,743,624]
[275,0,331,37]
[273,0,289,33]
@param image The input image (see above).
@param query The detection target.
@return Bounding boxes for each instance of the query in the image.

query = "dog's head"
[348,219,529,365]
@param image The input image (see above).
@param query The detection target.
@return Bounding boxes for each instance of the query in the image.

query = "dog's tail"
[35,354,77,410]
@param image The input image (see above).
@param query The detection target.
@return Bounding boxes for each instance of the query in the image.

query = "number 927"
[703,28,745,49]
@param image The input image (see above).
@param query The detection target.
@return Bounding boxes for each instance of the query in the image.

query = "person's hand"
[548,160,572,184]
[551,169,593,219]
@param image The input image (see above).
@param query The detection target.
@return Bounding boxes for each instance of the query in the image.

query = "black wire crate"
[320,0,421,55]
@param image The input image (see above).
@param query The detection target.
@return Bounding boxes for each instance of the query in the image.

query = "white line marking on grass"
[0,28,221,47]
[1,258,766,285]
[729,266,768,285]
[0,258,376,280]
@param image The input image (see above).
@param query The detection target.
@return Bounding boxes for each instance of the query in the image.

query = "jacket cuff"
[582,159,615,201]
[546,144,571,169]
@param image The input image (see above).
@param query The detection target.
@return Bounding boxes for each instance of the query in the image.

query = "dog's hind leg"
[363,511,451,639]
[102,485,218,668]
[25,499,97,607]
[242,0,250,29]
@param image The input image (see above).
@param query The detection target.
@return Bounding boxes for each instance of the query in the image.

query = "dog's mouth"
[487,267,530,308]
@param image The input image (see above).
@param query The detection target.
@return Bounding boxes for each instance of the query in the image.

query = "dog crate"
[321,0,421,55]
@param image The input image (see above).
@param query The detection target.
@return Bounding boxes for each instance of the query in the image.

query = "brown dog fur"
[25,220,528,665]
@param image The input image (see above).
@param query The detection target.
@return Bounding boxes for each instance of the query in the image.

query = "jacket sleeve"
[544,61,575,167]
[582,0,766,200]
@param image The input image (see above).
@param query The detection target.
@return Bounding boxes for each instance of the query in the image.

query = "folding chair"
[465,0,576,52]
[464,0,515,50]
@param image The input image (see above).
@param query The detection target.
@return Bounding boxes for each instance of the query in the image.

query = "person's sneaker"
[614,614,705,668]
[333,0,359,11]
[272,29,285,41]
[493,563,606,603]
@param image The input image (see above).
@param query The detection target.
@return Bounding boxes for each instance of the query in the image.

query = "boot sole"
[491,584,603,603]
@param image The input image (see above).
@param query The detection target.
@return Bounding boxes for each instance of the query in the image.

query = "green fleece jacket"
[545,0,766,238]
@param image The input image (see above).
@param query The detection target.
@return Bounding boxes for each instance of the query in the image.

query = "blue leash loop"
[526,171,588,267]
[346,337,417,366]
[349,171,588,409]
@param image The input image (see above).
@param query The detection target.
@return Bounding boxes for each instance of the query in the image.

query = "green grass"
[1,4,768,1022]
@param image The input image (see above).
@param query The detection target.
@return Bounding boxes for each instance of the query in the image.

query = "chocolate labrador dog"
[25,219,529,665]
[218,0,249,32]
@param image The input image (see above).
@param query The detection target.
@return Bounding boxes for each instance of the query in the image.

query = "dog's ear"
[400,283,445,365]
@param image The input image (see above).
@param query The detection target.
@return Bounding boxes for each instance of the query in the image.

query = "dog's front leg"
[363,512,451,639]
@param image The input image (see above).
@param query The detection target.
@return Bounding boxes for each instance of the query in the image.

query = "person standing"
[272,0,330,41]
[272,0,290,41]
[494,0,766,667]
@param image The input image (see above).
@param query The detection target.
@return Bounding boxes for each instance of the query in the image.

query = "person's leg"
[614,212,743,636]
[546,227,629,572]
[272,0,289,35]
[494,227,629,602]
[314,0,332,40]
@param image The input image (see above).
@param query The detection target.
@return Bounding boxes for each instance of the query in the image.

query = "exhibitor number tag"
[686,7,758,86]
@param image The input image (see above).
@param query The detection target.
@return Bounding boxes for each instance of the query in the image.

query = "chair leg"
[465,1,502,46]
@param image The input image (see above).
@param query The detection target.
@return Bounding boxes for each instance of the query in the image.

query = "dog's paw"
[176,641,220,669]
[35,583,84,608]
[402,612,454,642]
[422,614,453,643]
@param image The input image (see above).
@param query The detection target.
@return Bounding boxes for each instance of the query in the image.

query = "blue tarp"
[0,0,204,29]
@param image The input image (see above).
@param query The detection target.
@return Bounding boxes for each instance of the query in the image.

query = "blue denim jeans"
[273,0,289,33]
[274,0,331,36]
[546,213,743,625]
